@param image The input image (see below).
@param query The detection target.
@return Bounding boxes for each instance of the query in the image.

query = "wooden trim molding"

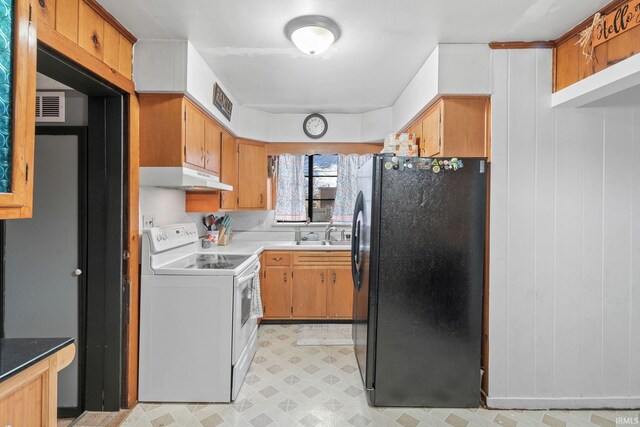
[83,0,137,44]
[266,142,383,156]
[555,0,629,45]
[489,41,555,49]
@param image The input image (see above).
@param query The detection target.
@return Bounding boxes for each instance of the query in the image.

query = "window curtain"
[274,154,307,221]
[332,154,372,222]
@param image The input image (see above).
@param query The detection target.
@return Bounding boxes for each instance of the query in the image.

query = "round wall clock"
[303,114,328,139]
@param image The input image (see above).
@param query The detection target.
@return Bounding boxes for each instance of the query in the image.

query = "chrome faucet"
[324,222,338,241]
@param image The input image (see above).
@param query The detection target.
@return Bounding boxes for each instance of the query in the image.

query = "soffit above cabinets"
[134,41,491,142]
[97,0,608,114]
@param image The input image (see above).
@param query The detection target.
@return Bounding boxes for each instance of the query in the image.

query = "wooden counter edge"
[0,343,76,426]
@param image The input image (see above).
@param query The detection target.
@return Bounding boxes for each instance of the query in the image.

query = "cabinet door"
[440,97,488,158]
[118,34,133,79]
[237,142,267,209]
[55,0,78,43]
[328,267,353,319]
[292,268,327,318]
[36,0,56,28]
[102,21,120,71]
[408,121,422,149]
[219,132,237,210]
[0,0,37,219]
[421,102,442,157]
[184,102,205,168]
[263,267,292,319]
[78,0,104,60]
[204,120,221,175]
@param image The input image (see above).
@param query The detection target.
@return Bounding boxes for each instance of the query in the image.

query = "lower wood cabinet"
[261,251,353,320]
[263,266,292,319]
[327,267,353,319]
[292,268,327,318]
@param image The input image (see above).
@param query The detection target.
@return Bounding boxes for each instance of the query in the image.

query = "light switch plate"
[143,214,155,229]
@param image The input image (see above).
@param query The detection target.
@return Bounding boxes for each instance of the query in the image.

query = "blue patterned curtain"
[0,0,13,193]
[274,154,307,221]
[332,154,372,222]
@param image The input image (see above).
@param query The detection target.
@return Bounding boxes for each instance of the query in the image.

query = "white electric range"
[139,223,259,402]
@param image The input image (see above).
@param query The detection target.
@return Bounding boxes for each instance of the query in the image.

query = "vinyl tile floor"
[113,324,637,427]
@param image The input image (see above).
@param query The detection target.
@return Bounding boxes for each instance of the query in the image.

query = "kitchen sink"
[326,240,351,246]
[296,241,326,246]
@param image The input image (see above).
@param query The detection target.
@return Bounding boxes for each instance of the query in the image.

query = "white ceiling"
[98,0,608,114]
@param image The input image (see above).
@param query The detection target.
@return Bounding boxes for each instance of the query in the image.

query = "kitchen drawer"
[293,251,350,266]
[265,251,291,266]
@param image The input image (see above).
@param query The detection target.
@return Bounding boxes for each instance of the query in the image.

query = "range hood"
[139,167,233,192]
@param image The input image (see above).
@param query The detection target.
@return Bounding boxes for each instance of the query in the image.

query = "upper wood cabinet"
[205,121,221,176]
[36,0,135,81]
[237,140,267,209]
[184,101,206,168]
[219,131,237,210]
[0,0,38,219]
[78,0,104,59]
[139,94,221,176]
[409,96,489,159]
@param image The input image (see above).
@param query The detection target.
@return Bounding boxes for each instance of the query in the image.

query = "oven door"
[232,259,260,364]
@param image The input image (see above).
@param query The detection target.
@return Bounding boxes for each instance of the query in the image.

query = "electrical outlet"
[143,214,155,229]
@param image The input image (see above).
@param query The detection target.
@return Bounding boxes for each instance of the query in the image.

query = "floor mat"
[296,323,353,345]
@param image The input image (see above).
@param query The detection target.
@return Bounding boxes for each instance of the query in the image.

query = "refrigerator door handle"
[351,191,364,291]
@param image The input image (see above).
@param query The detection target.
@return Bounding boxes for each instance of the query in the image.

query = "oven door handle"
[235,261,261,288]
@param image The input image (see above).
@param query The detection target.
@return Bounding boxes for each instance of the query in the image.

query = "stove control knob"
[156,235,161,242]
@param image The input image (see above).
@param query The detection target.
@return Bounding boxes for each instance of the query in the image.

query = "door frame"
[35,126,88,418]
[36,45,128,411]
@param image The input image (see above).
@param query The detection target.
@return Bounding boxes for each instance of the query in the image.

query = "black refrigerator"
[351,154,487,407]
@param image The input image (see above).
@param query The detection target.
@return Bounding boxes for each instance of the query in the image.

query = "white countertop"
[197,240,351,256]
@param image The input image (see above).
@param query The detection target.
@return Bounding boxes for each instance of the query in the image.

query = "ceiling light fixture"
[285,15,341,56]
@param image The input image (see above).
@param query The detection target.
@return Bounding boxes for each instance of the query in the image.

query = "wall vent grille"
[35,91,65,122]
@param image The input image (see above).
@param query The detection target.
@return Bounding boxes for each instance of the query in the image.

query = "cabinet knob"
[260,194,263,204]
[273,257,282,262]
[91,34,99,46]
[38,0,46,7]
[320,272,325,283]
[284,272,287,282]
[332,272,336,283]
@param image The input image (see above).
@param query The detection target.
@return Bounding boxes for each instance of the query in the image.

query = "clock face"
[303,114,328,139]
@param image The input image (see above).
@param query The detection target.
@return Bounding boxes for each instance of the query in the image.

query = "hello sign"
[593,0,640,47]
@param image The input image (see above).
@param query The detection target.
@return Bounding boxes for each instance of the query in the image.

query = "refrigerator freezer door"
[352,157,378,392]
[373,156,486,407]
